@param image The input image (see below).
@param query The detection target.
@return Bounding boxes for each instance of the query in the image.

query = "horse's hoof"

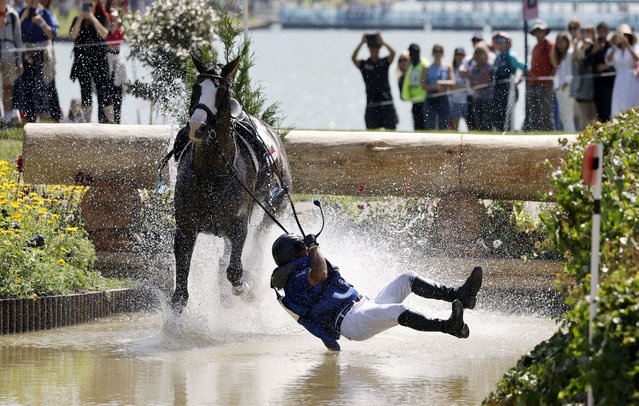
[232,281,248,296]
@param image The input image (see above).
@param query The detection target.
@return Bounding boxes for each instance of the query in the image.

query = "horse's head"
[188,54,241,142]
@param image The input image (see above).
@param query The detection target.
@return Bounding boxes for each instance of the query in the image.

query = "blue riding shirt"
[277,257,359,350]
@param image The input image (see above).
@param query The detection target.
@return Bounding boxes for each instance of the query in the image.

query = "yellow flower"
[39,208,47,215]
[31,293,38,301]
[58,259,66,266]
[10,201,19,208]
[66,227,79,232]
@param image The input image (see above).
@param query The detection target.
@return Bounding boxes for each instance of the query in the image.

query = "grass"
[0,127,23,161]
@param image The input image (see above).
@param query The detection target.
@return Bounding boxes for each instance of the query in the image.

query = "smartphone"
[366,34,378,48]
[29,8,36,17]
[82,3,91,11]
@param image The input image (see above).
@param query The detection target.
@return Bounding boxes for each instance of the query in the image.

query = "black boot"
[411,267,483,309]
[397,300,469,339]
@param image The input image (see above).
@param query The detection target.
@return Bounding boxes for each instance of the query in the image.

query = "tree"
[124,0,284,127]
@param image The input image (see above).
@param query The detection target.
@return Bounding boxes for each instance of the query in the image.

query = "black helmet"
[272,233,305,266]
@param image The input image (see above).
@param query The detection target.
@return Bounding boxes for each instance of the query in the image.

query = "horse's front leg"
[226,221,253,300]
[170,225,197,312]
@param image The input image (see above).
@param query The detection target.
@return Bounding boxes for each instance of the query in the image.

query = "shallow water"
[0,212,558,405]
[0,309,554,406]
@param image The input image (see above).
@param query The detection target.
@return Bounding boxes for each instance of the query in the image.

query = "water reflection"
[0,310,554,405]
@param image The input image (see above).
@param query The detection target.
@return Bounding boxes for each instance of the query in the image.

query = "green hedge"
[484,109,639,404]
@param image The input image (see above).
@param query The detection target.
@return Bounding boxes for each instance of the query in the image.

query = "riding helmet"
[272,233,306,266]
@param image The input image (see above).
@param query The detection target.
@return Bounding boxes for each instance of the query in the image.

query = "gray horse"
[170,54,292,311]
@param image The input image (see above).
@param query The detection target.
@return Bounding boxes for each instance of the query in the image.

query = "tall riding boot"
[398,300,469,338]
[82,106,92,123]
[411,267,483,309]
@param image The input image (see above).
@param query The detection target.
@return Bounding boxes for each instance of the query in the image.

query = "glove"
[304,234,318,250]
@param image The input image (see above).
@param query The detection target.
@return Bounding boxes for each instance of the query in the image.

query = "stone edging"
[0,288,152,335]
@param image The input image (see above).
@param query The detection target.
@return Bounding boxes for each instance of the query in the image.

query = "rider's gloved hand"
[304,234,318,250]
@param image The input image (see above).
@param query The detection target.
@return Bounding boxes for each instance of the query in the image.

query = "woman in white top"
[551,31,575,132]
[606,24,639,117]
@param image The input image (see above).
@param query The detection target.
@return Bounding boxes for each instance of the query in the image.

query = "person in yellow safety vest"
[402,43,430,130]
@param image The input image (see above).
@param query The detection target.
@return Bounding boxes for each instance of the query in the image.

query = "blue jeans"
[424,96,450,130]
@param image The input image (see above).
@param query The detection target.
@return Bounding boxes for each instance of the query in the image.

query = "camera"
[28,8,36,17]
[82,3,91,12]
[366,34,379,48]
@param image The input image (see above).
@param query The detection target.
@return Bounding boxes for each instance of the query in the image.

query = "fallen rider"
[270,233,483,351]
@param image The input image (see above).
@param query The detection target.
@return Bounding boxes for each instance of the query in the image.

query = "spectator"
[396,50,409,97]
[421,44,453,130]
[524,20,555,131]
[70,0,114,123]
[468,42,493,131]
[567,18,581,45]
[39,0,62,122]
[551,31,575,132]
[17,0,56,122]
[105,8,126,124]
[351,32,398,130]
[585,22,615,123]
[449,47,469,130]
[401,43,429,130]
[490,32,526,131]
[606,24,639,117]
[0,0,22,126]
[465,33,494,131]
[572,26,598,130]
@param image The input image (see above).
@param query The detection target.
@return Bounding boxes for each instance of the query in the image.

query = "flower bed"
[0,159,127,299]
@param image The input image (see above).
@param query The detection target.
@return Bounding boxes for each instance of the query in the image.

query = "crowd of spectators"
[354,20,639,132]
[0,0,128,126]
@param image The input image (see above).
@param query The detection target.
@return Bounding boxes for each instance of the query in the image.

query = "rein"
[164,68,311,237]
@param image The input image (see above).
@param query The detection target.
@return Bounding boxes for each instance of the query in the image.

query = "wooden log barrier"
[23,124,172,270]
[22,125,576,270]
[286,131,576,246]
[285,131,577,201]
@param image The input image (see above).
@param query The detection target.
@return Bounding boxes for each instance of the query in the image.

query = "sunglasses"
[568,25,579,30]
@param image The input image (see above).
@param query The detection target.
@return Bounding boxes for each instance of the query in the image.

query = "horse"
[170,54,293,311]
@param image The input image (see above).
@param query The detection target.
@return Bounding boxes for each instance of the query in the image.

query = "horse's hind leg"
[171,226,197,311]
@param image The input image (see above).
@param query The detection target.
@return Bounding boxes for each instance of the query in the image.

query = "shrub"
[0,159,104,298]
[484,109,639,404]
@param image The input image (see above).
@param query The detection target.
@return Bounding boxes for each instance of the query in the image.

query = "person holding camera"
[270,233,483,351]
[606,24,639,117]
[16,0,56,123]
[351,32,398,130]
[70,0,114,123]
[0,0,22,127]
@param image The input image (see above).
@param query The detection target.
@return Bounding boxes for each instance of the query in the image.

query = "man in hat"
[352,32,398,130]
[270,233,483,351]
[523,19,555,131]
[401,43,430,130]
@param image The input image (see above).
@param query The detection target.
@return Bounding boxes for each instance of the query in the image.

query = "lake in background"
[54,28,533,130]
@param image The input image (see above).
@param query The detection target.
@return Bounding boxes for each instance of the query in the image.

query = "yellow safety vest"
[402,58,430,103]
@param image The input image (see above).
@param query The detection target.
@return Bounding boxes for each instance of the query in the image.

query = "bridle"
[189,72,232,128]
